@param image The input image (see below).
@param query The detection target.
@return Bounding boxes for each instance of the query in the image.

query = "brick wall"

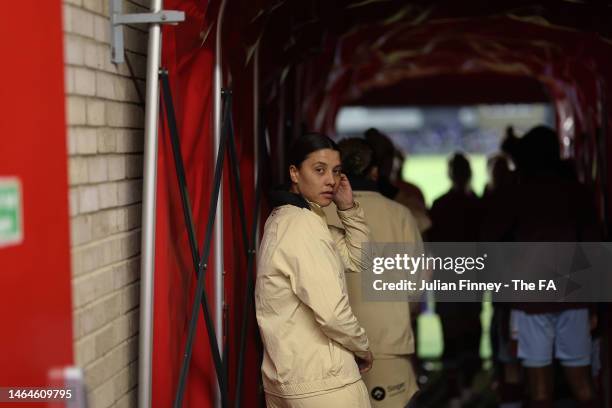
[63,1,149,407]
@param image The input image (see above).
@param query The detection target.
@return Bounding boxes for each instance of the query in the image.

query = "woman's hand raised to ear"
[333,174,355,210]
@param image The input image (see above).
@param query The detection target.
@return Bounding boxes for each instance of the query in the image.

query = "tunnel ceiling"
[234,0,612,132]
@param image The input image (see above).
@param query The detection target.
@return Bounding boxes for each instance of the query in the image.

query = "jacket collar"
[377,177,399,199]
[269,188,311,210]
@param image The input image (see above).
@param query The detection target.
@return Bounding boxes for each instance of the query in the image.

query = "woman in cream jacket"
[255,133,373,408]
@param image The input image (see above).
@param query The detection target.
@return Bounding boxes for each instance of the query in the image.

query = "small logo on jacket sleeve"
[371,386,386,401]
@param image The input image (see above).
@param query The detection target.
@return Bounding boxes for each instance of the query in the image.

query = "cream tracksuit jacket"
[255,192,370,397]
[325,187,423,358]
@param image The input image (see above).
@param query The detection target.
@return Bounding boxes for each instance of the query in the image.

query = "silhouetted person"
[481,125,599,408]
[428,152,483,405]
[484,153,515,199]
[364,129,430,230]
[501,125,521,163]
[482,153,523,408]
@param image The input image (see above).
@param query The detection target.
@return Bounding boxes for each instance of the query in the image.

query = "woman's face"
[289,148,342,207]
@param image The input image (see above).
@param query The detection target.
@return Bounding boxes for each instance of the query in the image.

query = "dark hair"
[288,132,340,167]
[338,138,376,177]
[517,125,560,175]
[449,152,472,185]
[364,128,395,178]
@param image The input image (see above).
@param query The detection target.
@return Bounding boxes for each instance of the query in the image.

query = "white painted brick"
[71,7,95,38]
[94,323,115,358]
[71,214,92,246]
[121,231,140,261]
[90,208,118,239]
[89,376,114,408]
[79,185,99,213]
[122,233,141,258]
[74,67,96,96]
[112,364,130,397]
[73,266,113,309]
[116,130,144,153]
[67,96,87,125]
[63,2,151,402]
[105,102,126,127]
[114,76,140,103]
[128,79,145,104]
[62,4,72,32]
[116,180,141,206]
[113,258,139,293]
[97,44,118,74]
[106,102,143,128]
[69,188,80,216]
[108,156,126,181]
[102,0,110,17]
[114,363,139,402]
[74,127,98,154]
[69,157,89,185]
[64,35,84,65]
[98,182,119,209]
[67,127,77,155]
[95,72,115,99]
[87,99,106,126]
[115,207,128,232]
[124,26,147,54]
[93,15,110,43]
[85,337,135,389]
[113,76,127,101]
[120,281,140,312]
[87,156,108,183]
[126,204,141,230]
[73,232,138,276]
[83,0,104,14]
[74,333,95,367]
[127,309,140,339]
[127,52,147,77]
[125,337,139,364]
[72,243,101,276]
[76,291,121,338]
[125,1,148,13]
[84,40,100,68]
[126,154,142,178]
[65,66,75,94]
[115,387,137,408]
[97,128,116,153]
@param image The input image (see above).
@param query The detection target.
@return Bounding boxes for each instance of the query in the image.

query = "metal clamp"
[110,0,185,64]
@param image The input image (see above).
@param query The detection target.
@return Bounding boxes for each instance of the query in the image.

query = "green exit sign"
[0,177,23,247]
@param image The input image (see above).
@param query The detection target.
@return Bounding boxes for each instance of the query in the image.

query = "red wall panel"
[0,0,73,405]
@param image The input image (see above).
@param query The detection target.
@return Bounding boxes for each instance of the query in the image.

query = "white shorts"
[516,308,591,367]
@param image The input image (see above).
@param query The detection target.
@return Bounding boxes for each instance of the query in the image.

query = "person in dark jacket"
[428,152,483,405]
[481,126,600,408]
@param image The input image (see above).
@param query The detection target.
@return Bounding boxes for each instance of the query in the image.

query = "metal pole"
[138,0,162,406]
[253,46,260,245]
[213,1,228,407]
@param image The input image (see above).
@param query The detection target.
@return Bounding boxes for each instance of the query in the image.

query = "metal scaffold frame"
[111,1,263,407]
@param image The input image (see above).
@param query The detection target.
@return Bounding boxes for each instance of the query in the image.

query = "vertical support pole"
[213,1,228,407]
[138,0,162,407]
[253,46,260,246]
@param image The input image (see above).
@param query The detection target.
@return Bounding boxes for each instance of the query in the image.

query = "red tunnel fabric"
[154,1,612,406]
[154,0,260,407]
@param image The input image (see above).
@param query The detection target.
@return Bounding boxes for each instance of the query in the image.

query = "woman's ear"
[289,165,299,184]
